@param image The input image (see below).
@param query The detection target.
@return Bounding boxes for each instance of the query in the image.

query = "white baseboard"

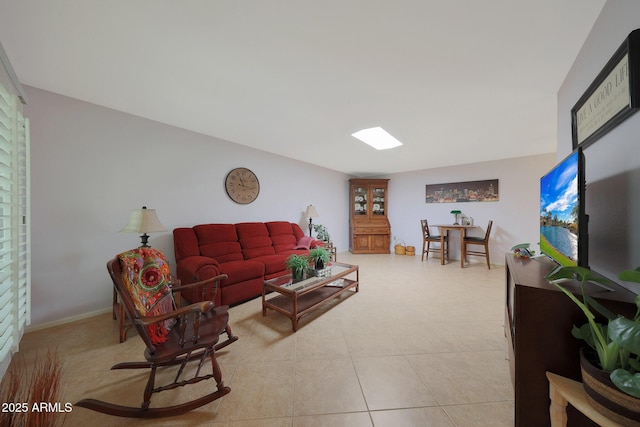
[25,307,112,333]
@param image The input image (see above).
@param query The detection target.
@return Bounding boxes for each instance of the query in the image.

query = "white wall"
[385,154,556,265]
[26,86,350,326]
[558,0,640,292]
[26,85,558,327]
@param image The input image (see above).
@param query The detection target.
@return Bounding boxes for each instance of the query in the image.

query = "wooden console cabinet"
[505,254,636,427]
[349,179,390,254]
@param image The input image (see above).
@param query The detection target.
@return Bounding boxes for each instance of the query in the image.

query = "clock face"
[225,168,260,204]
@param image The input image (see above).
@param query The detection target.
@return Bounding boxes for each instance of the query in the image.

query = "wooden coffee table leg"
[292,296,299,331]
[262,286,267,316]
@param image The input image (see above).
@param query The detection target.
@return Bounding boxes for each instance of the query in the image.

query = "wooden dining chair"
[76,247,237,418]
[421,219,448,261]
[463,220,493,268]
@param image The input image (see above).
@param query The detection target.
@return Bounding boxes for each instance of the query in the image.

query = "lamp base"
[139,233,151,248]
[308,218,313,237]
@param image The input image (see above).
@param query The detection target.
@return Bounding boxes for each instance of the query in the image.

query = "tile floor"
[9,252,514,426]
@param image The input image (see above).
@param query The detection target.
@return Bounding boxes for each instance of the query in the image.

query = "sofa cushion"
[267,221,298,253]
[266,221,293,235]
[220,278,264,307]
[242,238,276,259]
[291,223,306,241]
[278,249,311,258]
[194,224,239,244]
[218,260,265,287]
[200,242,244,263]
[271,233,297,252]
[194,224,243,263]
[235,222,269,239]
[236,222,276,259]
[173,227,200,262]
[250,254,288,275]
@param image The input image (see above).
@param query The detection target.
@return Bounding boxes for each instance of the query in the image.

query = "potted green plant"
[285,254,309,281]
[308,247,330,270]
[312,224,330,242]
[545,266,640,402]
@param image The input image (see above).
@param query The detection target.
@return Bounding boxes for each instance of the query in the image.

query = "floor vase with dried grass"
[0,350,67,427]
[580,348,640,426]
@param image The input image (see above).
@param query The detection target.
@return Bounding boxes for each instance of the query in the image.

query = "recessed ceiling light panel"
[351,127,403,150]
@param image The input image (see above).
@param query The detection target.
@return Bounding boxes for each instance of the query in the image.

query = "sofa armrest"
[311,240,326,249]
[176,256,222,283]
[175,256,224,305]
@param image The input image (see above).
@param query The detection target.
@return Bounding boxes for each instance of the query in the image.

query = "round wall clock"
[225,167,260,204]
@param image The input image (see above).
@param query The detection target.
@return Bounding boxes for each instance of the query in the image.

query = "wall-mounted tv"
[539,148,588,267]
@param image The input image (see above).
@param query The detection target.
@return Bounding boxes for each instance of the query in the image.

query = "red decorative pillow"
[294,236,313,250]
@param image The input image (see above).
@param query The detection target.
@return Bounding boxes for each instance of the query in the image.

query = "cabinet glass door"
[353,187,367,216]
[371,187,385,216]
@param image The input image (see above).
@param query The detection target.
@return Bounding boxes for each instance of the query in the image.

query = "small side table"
[321,241,337,261]
[328,243,337,261]
[546,371,624,427]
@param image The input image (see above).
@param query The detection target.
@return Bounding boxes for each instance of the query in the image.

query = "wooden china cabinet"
[349,179,390,254]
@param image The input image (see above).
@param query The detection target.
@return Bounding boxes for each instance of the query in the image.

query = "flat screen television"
[539,148,588,267]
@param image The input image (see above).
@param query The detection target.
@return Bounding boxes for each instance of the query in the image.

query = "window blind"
[0,80,30,378]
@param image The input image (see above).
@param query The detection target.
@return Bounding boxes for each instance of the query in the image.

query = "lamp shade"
[305,205,319,218]
[450,210,462,215]
[120,206,167,234]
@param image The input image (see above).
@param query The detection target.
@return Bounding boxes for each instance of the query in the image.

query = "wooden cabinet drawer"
[352,227,389,234]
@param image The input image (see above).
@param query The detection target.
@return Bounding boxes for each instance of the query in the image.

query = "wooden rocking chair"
[76,248,238,418]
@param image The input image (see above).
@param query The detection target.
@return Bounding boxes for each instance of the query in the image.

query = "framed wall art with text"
[572,29,640,149]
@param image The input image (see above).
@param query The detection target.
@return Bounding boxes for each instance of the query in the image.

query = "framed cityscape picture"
[425,179,499,203]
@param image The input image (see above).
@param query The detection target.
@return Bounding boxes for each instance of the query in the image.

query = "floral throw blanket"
[118,247,176,344]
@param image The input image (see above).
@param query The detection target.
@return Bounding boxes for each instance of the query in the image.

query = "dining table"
[432,224,478,267]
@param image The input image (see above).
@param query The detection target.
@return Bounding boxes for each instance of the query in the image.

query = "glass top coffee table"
[262,262,359,331]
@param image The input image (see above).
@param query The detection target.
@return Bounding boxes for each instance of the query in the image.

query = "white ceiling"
[0,1,605,176]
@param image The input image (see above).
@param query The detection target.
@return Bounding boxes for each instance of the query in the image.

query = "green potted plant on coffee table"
[286,254,309,282]
[309,247,331,270]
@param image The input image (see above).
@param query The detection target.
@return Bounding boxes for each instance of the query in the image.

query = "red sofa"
[173,221,320,306]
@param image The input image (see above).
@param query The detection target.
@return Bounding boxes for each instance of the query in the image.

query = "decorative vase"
[580,348,640,426]
[292,268,304,282]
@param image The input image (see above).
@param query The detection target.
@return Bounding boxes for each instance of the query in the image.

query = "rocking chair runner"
[76,248,238,418]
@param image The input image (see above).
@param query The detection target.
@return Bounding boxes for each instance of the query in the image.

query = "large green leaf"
[610,369,640,399]
[600,341,622,372]
[549,280,611,360]
[609,317,640,355]
[545,266,586,282]
[572,324,596,348]
[619,268,640,284]
[618,270,640,320]
[573,323,610,350]
[584,295,617,321]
